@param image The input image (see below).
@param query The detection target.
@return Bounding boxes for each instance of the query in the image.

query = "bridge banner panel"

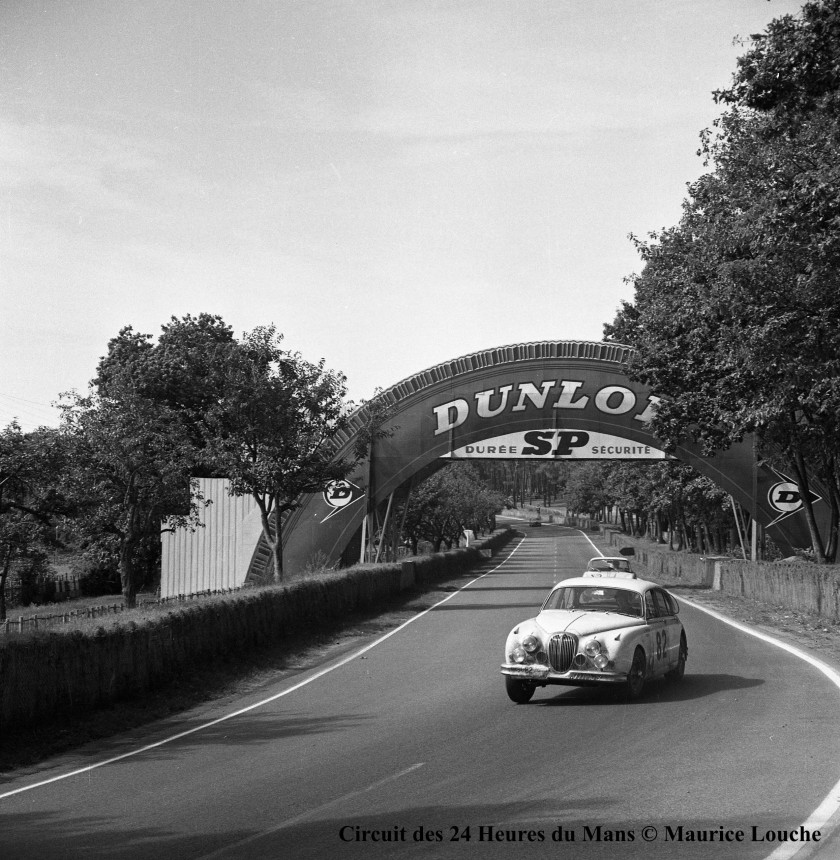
[159,342,830,593]
[274,342,829,576]
[443,430,669,460]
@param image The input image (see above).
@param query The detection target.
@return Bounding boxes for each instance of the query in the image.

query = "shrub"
[75,559,121,597]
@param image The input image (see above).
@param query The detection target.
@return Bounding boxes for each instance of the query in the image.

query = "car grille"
[549,633,578,672]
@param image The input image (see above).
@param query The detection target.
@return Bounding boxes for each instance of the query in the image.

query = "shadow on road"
[0,798,802,860]
[532,673,764,706]
[0,710,374,781]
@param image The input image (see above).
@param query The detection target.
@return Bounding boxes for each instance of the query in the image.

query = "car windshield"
[543,585,643,617]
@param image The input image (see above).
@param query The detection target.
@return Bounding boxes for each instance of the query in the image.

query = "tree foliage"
[203,325,357,582]
[400,464,504,553]
[0,422,69,619]
[566,461,733,554]
[60,377,203,607]
[605,0,840,560]
[95,313,237,461]
[53,314,244,606]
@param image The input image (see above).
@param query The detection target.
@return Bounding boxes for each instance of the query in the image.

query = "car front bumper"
[501,663,627,685]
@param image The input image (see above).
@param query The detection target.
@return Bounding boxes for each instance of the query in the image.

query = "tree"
[565,463,612,518]
[57,313,244,606]
[95,313,237,460]
[0,423,68,619]
[203,326,356,582]
[60,378,203,607]
[605,0,840,560]
[399,465,504,553]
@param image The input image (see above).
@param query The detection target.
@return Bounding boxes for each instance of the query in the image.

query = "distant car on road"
[586,556,633,575]
[501,572,687,703]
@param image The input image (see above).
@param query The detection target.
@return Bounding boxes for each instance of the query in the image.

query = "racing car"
[501,572,687,702]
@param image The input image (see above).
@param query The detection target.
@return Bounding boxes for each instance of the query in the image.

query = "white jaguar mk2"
[501,572,687,702]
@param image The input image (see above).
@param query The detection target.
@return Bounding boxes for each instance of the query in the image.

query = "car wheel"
[626,647,647,699]
[505,676,536,704]
[667,633,688,682]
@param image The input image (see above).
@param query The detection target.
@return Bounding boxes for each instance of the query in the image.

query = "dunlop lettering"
[433,379,660,435]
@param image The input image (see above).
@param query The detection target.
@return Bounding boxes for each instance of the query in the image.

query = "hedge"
[0,529,515,731]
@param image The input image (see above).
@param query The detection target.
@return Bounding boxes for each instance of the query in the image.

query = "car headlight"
[593,653,609,669]
[522,635,540,654]
[584,639,603,658]
[510,645,527,664]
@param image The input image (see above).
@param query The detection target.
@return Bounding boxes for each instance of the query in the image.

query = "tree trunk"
[705,523,720,554]
[825,471,840,563]
[271,508,283,582]
[120,540,137,608]
[120,504,141,608]
[0,546,11,622]
[789,451,826,563]
[255,498,283,583]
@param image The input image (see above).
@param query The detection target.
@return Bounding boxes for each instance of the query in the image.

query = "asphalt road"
[2,524,840,860]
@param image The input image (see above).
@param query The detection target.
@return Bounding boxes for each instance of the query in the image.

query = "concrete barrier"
[605,534,709,586]
[717,559,840,619]
[606,533,840,621]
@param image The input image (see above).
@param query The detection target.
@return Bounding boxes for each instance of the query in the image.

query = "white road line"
[580,528,606,557]
[581,529,840,860]
[195,762,426,859]
[678,596,840,860]
[0,538,525,801]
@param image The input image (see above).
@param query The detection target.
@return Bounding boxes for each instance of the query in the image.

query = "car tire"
[667,634,688,682]
[626,647,647,699]
[505,676,536,704]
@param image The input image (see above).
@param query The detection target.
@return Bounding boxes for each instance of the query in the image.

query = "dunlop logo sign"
[432,380,661,434]
[433,380,666,461]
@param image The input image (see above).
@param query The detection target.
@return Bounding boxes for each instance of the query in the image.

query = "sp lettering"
[521,430,590,457]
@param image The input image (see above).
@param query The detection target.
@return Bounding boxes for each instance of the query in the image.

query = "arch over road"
[256,341,827,579]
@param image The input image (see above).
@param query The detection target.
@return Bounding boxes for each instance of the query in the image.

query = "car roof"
[550,575,659,594]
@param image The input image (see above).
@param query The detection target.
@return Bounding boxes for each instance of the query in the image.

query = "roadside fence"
[6,574,82,607]
[0,587,248,635]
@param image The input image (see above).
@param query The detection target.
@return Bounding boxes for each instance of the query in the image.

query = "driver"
[615,590,642,617]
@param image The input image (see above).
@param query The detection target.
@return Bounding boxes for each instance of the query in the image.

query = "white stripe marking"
[678,596,840,860]
[581,529,840,860]
[0,538,525,801]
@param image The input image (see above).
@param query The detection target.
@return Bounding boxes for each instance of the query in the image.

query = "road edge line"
[677,595,840,860]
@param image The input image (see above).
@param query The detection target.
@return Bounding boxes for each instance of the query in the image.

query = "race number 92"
[655,630,667,660]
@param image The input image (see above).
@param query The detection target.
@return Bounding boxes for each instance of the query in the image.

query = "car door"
[643,589,668,677]
[653,588,681,670]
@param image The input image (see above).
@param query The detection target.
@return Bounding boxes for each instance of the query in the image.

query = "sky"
[0,0,807,431]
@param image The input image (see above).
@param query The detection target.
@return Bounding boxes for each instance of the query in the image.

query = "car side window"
[644,591,657,619]
[653,590,671,618]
